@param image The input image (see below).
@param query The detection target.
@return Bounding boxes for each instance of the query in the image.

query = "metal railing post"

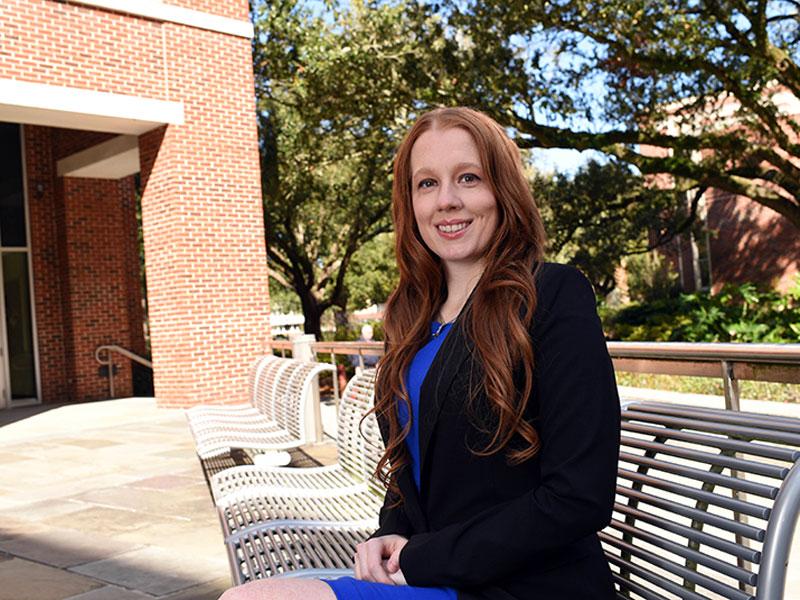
[721,359,741,411]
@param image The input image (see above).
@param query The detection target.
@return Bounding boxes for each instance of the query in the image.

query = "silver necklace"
[431,319,454,338]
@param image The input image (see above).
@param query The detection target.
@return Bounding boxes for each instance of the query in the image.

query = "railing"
[94,345,153,399]
[270,339,800,410]
[606,342,800,410]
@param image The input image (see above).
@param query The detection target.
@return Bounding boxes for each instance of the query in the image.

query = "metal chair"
[603,401,800,600]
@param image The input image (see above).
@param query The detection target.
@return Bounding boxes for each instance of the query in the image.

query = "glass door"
[0,122,38,407]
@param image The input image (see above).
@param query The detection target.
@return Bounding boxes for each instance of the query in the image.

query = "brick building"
[646,90,800,295]
[664,187,800,294]
[0,0,270,409]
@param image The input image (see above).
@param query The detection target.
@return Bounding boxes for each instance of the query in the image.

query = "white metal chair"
[211,369,382,501]
[192,360,335,459]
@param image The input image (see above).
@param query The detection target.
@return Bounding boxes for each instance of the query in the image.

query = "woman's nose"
[436,182,462,210]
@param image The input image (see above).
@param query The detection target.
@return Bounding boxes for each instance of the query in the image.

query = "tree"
[448,0,800,228]
[253,0,450,338]
[344,232,399,310]
[535,159,686,294]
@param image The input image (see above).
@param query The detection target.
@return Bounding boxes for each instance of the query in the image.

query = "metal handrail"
[271,339,799,411]
[95,344,152,399]
[606,341,799,364]
[606,341,800,410]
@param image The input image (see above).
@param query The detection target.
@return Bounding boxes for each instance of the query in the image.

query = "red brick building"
[646,90,800,295]
[0,0,270,409]
[664,187,800,294]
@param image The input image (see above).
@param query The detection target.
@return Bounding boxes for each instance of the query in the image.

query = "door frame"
[0,124,41,408]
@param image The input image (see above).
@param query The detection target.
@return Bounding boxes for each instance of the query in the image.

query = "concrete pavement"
[0,390,798,599]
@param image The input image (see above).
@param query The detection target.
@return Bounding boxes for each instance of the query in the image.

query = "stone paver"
[0,525,141,568]
[0,397,232,599]
[161,577,231,600]
[64,586,153,600]
[70,546,226,596]
[0,558,102,600]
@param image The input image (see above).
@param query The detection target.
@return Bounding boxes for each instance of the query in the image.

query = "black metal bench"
[220,400,800,599]
[604,401,800,600]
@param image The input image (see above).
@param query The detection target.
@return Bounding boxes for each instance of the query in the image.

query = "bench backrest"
[248,354,279,409]
[337,369,384,495]
[272,359,335,440]
[252,357,297,418]
[603,401,800,600]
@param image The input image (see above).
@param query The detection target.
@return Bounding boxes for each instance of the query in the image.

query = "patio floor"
[0,391,798,599]
[0,396,336,600]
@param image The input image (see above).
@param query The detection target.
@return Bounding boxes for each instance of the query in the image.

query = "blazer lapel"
[417,318,472,487]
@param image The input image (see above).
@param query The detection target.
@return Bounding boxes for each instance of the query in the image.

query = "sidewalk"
[0,391,798,599]
[0,397,234,600]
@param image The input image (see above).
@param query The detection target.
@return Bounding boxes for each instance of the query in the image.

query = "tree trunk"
[299,292,323,341]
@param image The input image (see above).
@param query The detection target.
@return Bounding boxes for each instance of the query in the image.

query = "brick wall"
[8,0,269,407]
[138,21,270,408]
[705,189,800,293]
[26,126,144,403]
[0,1,168,99]
[24,126,69,404]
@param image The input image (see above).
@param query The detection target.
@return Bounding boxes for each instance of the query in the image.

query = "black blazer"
[372,262,621,600]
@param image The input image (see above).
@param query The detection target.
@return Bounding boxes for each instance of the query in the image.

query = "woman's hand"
[386,544,407,585]
[354,535,408,585]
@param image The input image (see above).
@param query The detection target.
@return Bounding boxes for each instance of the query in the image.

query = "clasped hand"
[354,534,408,585]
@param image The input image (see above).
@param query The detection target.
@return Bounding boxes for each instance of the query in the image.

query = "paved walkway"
[0,391,797,599]
[0,397,235,600]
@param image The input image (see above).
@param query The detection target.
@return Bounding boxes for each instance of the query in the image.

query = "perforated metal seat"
[188,359,297,436]
[211,369,382,501]
[192,360,335,459]
[603,401,800,600]
[226,519,372,585]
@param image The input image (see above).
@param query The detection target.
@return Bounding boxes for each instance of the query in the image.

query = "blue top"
[398,321,454,490]
[324,322,457,600]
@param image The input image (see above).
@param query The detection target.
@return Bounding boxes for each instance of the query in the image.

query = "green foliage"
[253,0,450,337]
[267,275,301,313]
[448,0,800,228]
[344,233,399,311]
[624,251,681,304]
[536,159,687,294]
[601,277,800,342]
[329,318,385,343]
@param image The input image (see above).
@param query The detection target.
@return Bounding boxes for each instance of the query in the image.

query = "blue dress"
[324,322,458,600]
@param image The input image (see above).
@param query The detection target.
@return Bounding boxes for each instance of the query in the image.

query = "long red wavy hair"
[374,107,547,500]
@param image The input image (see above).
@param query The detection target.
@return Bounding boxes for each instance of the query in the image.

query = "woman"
[219,107,620,600]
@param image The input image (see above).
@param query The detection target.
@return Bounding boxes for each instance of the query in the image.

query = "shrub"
[601,277,800,343]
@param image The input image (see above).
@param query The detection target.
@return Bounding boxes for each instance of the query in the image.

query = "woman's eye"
[459,173,480,184]
[418,178,436,189]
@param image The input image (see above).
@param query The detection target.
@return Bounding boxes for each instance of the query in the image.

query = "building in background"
[0,0,270,409]
[648,90,800,294]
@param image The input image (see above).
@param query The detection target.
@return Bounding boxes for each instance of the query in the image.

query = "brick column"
[138,24,270,408]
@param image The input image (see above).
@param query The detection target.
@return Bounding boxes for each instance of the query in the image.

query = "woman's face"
[409,127,498,276]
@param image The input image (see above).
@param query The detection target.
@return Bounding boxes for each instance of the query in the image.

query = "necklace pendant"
[432,322,447,338]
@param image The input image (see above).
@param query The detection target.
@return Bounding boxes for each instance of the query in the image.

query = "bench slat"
[608,518,757,584]
[616,485,766,542]
[624,410,800,446]
[618,469,772,519]
[623,422,799,462]
[619,452,780,498]
[621,436,790,479]
[607,554,705,600]
[601,532,754,600]
[614,503,762,563]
